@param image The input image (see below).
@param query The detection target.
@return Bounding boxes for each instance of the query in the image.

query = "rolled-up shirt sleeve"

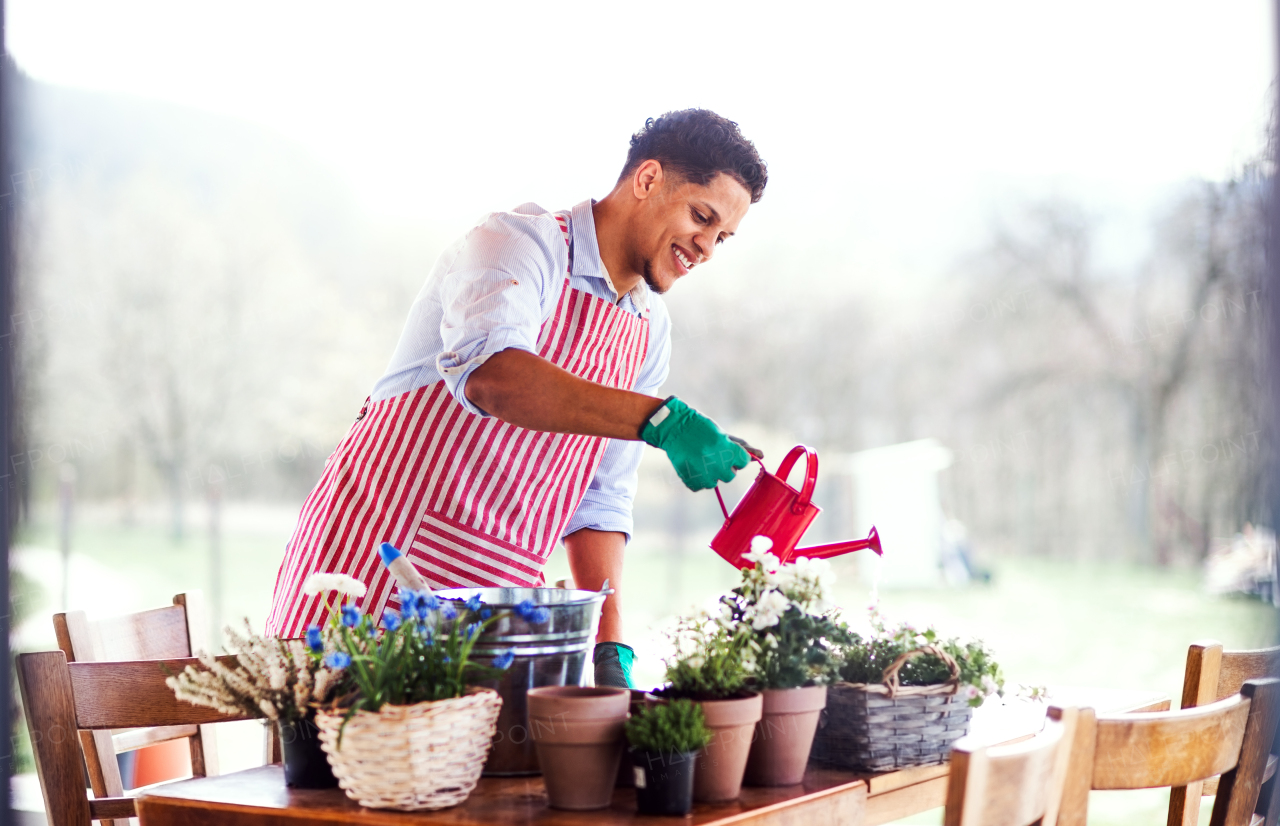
[562,298,672,542]
[437,212,564,416]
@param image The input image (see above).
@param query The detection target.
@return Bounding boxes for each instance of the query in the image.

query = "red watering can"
[711,445,882,570]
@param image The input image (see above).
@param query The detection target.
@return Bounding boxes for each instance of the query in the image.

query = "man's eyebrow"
[697,202,734,236]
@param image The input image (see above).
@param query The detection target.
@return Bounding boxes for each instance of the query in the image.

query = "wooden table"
[135,687,1168,826]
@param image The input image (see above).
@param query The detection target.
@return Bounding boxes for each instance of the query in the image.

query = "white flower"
[982,676,999,695]
[914,635,929,647]
[962,684,980,700]
[303,572,368,598]
[685,655,705,670]
[743,537,780,573]
[747,588,790,630]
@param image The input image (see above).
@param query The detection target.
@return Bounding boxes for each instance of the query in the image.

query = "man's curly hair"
[619,109,767,204]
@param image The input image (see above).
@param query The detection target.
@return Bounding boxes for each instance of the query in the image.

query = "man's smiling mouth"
[673,245,696,272]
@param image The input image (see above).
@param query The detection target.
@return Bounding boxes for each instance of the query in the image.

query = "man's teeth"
[674,248,693,268]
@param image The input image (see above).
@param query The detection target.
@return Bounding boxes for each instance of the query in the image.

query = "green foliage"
[718,551,854,689]
[662,617,751,700]
[625,699,713,754]
[834,606,1004,707]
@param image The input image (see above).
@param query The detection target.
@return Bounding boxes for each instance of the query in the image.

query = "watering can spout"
[788,526,882,562]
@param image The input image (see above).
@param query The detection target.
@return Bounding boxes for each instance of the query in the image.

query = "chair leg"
[1262,765,1280,826]
[264,720,282,765]
[1170,781,1204,826]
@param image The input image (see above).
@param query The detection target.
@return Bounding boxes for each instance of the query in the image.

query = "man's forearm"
[466,349,665,440]
[563,528,625,643]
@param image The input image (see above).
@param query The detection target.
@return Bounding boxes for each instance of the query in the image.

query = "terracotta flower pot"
[744,685,828,786]
[527,686,630,810]
[694,692,763,802]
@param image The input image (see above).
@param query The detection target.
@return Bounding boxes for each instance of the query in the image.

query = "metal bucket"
[434,586,605,776]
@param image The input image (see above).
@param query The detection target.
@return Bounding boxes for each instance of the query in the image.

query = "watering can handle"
[775,445,819,515]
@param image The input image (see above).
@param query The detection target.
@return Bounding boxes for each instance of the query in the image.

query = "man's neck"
[592,192,643,299]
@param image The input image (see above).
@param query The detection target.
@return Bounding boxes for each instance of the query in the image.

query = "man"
[267,109,767,687]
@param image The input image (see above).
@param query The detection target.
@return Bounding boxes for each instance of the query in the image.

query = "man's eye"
[691,208,707,224]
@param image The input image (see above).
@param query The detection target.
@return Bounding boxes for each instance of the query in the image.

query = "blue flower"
[493,649,515,670]
[440,603,457,620]
[466,622,482,640]
[515,599,536,620]
[531,607,551,624]
[442,655,451,664]
[305,625,323,653]
[325,651,351,669]
[480,608,492,620]
[465,595,483,613]
[340,604,360,628]
[381,609,402,632]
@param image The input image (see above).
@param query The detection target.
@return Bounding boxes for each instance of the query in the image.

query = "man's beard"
[642,260,667,295]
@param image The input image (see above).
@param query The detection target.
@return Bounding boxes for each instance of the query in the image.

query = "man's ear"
[631,159,664,201]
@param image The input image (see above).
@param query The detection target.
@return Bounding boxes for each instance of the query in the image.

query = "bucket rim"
[432,586,608,608]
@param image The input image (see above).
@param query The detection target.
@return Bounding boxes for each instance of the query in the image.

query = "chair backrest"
[1181,641,1280,708]
[1169,640,1280,826]
[1057,677,1280,826]
[944,706,1078,826]
[50,591,216,824]
[17,650,247,826]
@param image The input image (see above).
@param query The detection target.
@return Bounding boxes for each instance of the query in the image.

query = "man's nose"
[693,233,714,263]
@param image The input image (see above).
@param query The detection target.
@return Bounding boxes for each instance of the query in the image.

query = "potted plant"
[626,699,713,816]
[654,616,761,802]
[814,605,1004,772]
[721,539,851,787]
[166,573,368,788]
[311,581,516,810]
[526,685,630,810]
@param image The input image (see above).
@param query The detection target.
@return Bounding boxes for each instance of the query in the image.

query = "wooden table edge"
[135,770,869,826]
[707,777,868,825]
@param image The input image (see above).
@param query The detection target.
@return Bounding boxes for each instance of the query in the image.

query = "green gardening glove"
[640,396,750,491]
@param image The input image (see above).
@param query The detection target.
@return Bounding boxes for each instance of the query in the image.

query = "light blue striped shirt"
[371,199,671,543]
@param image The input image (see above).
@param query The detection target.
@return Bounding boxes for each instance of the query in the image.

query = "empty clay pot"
[694,692,763,802]
[744,685,828,786]
[528,686,630,810]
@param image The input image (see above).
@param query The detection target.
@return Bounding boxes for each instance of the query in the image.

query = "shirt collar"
[569,199,650,312]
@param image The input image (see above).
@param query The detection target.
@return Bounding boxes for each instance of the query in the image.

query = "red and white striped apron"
[267,212,650,637]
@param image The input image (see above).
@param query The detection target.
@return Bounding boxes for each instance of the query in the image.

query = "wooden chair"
[1170,641,1280,826]
[1056,677,1280,826]
[943,706,1079,826]
[50,591,282,824]
[52,591,219,814]
[17,649,249,825]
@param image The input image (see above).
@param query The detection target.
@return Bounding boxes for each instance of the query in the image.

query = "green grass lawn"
[13,504,1277,824]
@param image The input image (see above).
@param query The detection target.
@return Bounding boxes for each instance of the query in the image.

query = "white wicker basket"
[314,687,502,810]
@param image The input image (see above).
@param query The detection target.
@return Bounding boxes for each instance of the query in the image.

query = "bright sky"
[7,0,1276,286]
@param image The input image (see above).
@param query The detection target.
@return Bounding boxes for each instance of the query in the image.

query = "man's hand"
[641,396,751,491]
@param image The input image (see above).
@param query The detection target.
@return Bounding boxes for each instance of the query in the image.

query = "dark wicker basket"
[810,645,973,772]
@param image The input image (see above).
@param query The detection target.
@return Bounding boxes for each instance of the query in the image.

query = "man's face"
[629,165,752,294]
